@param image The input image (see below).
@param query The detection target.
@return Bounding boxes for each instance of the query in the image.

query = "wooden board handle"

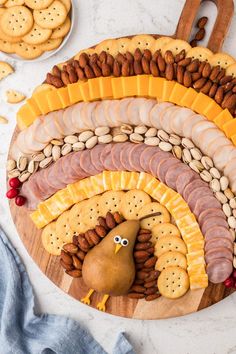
[175,0,234,52]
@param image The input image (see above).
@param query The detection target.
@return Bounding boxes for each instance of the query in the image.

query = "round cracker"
[5,0,25,7]
[208,52,235,69]
[33,0,67,29]
[60,0,71,13]
[138,202,170,230]
[154,235,187,257]
[0,61,14,80]
[51,16,71,39]
[226,63,236,78]
[33,83,56,93]
[162,39,191,55]
[69,200,90,234]
[157,266,189,299]
[25,0,54,10]
[0,25,22,43]
[95,39,116,55]
[99,190,125,217]
[129,34,156,53]
[14,41,43,59]
[38,37,62,51]
[41,222,63,256]
[0,38,14,52]
[82,195,102,229]
[55,210,74,244]
[155,251,187,271]
[109,37,130,56]
[120,189,151,220]
[23,23,52,45]
[186,46,213,62]
[151,36,172,53]
[151,223,180,244]
[0,6,34,37]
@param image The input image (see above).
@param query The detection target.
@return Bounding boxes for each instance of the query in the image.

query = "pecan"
[84,65,95,79]
[197,16,208,28]
[135,242,152,250]
[63,243,78,254]
[95,225,107,238]
[98,216,109,230]
[220,75,232,85]
[78,53,89,68]
[61,70,70,85]
[183,70,192,87]
[195,28,205,41]
[102,62,111,76]
[222,93,236,110]
[76,250,86,261]
[198,61,206,74]
[214,86,224,104]
[134,48,142,61]
[192,72,201,82]
[200,80,212,94]
[144,256,157,268]
[134,60,143,75]
[141,57,150,74]
[157,54,166,72]
[87,229,100,245]
[145,294,161,301]
[165,63,174,80]
[116,52,126,64]
[176,65,184,84]
[187,59,199,73]
[128,293,145,299]
[66,269,82,278]
[202,62,211,78]
[113,212,123,224]
[52,65,61,78]
[164,50,174,64]
[131,285,145,293]
[209,82,218,97]
[193,77,207,89]
[99,51,107,63]
[91,62,102,77]
[144,287,158,295]
[190,39,197,47]
[46,73,64,88]
[121,60,130,76]
[106,212,116,229]
[60,259,74,271]
[75,66,85,81]
[72,255,82,270]
[137,233,152,242]
[136,271,149,280]
[113,60,121,77]
[175,49,185,63]
[209,65,221,81]
[61,250,73,265]
[178,57,191,67]
[144,280,157,288]
[150,60,159,77]
[143,49,152,61]
[107,53,114,67]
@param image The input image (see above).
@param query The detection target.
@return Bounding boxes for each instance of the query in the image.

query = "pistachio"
[120,124,133,135]
[224,188,234,200]
[190,148,202,161]
[134,125,148,135]
[182,148,192,163]
[228,216,236,229]
[144,137,160,146]
[172,146,182,159]
[159,141,172,152]
[64,135,78,144]
[51,139,64,146]
[200,170,212,182]
[230,229,236,242]
[39,157,53,169]
[61,143,72,156]
[130,133,143,143]
[52,145,61,161]
[145,127,157,137]
[17,156,28,171]
[181,138,194,149]
[223,203,232,217]
[79,131,94,142]
[28,160,38,174]
[43,144,53,157]
[220,176,229,191]
[95,126,110,136]
[189,160,204,173]
[233,209,236,218]
[210,167,221,179]
[6,159,16,172]
[215,191,228,204]
[98,134,113,144]
[113,134,129,143]
[8,169,20,178]
[169,134,181,146]
[85,136,98,149]
[157,130,169,142]
[73,142,85,151]
[230,198,236,209]
[201,156,213,170]
[19,171,31,182]
[32,152,45,162]
[210,178,220,192]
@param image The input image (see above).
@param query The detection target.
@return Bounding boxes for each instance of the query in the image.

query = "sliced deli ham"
[207,258,233,283]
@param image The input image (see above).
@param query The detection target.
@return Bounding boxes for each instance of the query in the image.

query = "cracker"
[6,89,25,103]
[120,189,151,220]
[109,37,130,56]
[151,223,180,244]
[151,36,172,53]
[0,61,14,80]
[5,0,24,7]
[157,266,189,299]
[129,34,156,53]
[155,251,187,271]
[51,16,70,39]
[69,200,89,234]
[138,202,170,230]
[95,39,116,55]
[0,25,22,43]
[25,0,54,10]
[14,41,43,59]
[55,210,74,244]
[208,52,235,69]
[0,115,8,124]
[0,0,7,4]
[0,6,34,37]
[162,39,191,55]
[186,46,213,62]
[82,195,101,229]
[99,190,125,217]
[33,83,56,93]
[154,235,187,257]
[41,222,63,255]
[23,23,52,45]
[38,37,62,51]
[33,0,67,29]
[0,38,15,52]
[0,8,5,16]
[60,0,71,13]
[226,63,236,78]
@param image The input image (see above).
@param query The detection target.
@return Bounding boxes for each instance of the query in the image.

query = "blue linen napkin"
[0,227,135,354]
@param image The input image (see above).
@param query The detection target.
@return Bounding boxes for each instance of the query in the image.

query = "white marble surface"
[1,1,236,353]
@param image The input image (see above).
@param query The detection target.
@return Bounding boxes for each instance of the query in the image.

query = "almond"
[157,54,166,72]
[141,57,150,74]
[178,57,191,67]
[102,63,111,77]
[191,72,201,82]
[210,65,221,81]
[195,28,205,41]
[222,93,236,110]
[193,77,207,89]
[47,73,63,88]
[197,16,208,28]
[98,216,109,230]
[190,39,197,47]
[90,53,99,64]
[91,62,102,77]
[61,250,73,265]
[216,69,226,83]
[144,287,158,295]
[176,65,184,84]
[165,63,174,80]
[72,255,82,270]
[131,285,145,293]
[146,247,154,254]
[134,60,143,75]
[200,80,212,94]
[222,82,234,93]
[128,293,145,299]
[87,229,100,245]
[164,50,174,64]
[76,250,86,261]
[63,243,78,254]
[78,53,88,68]
[144,256,157,268]
[187,59,199,73]
[209,82,218,97]
[198,61,206,74]
[150,60,159,77]
[139,229,151,234]
[144,280,156,288]
[52,65,61,78]
[99,51,107,63]
[113,212,123,224]
[215,86,224,104]
[135,242,152,250]
[137,233,152,242]
[113,60,121,77]
[106,212,116,228]
[134,48,142,61]
[61,70,70,85]
[175,49,185,63]
[84,65,95,79]
[60,259,74,271]
[220,75,232,85]
[183,70,192,87]
[72,235,78,245]
[121,60,130,76]
[145,294,160,301]
[66,269,82,278]
[145,270,159,282]
[75,66,85,81]
[134,250,149,259]
[77,235,90,252]
[136,271,149,280]
[95,225,107,238]
[134,279,144,285]
[143,49,152,61]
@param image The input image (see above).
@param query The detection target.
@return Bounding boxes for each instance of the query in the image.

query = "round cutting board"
[8,0,236,319]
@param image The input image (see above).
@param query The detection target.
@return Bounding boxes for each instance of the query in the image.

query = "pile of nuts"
[190,16,208,47]
[128,229,160,301]
[45,47,236,115]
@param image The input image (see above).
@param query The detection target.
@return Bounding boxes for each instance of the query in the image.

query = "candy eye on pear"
[114,235,121,244]
[121,238,129,247]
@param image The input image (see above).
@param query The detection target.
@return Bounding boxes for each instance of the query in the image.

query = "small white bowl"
[1,0,75,63]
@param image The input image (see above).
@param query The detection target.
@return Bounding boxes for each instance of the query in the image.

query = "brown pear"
[82,220,140,296]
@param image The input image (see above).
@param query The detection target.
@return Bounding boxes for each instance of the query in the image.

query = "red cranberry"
[9,177,21,189]
[232,270,236,279]
[6,188,19,199]
[224,277,234,288]
[15,195,26,207]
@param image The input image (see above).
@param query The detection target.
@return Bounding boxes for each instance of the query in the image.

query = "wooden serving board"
[8,0,236,319]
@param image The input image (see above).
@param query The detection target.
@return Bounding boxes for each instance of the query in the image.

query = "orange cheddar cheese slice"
[182,230,204,243]
[143,178,160,196]
[223,119,236,139]
[181,222,201,237]
[151,182,169,202]
[57,87,70,108]
[148,77,165,99]
[191,92,213,115]
[17,104,36,130]
[111,77,124,99]
[44,195,67,218]
[56,188,74,208]
[88,77,101,101]
[30,209,49,229]
[33,91,51,115]
[120,171,131,190]
[37,203,54,222]
[186,250,205,266]
[213,109,233,129]
[77,178,95,199]
[26,97,41,117]
[187,239,205,253]
[46,90,63,111]
[161,80,176,102]
[110,171,122,190]
[136,172,155,190]
[67,182,87,203]
[203,100,222,121]
[68,82,83,104]
[231,134,236,146]
[160,188,176,205]
[171,203,190,219]
[103,170,112,190]
[90,174,106,194]
[99,77,113,99]
[122,76,138,97]
[137,75,150,96]
[125,172,140,190]
[180,87,198,108]
[79,81,91,102]
[169,83,188,105]
[165,193,183,211]
[187,263,206,276]
[189,274,208,289]
[176,213,197,229]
